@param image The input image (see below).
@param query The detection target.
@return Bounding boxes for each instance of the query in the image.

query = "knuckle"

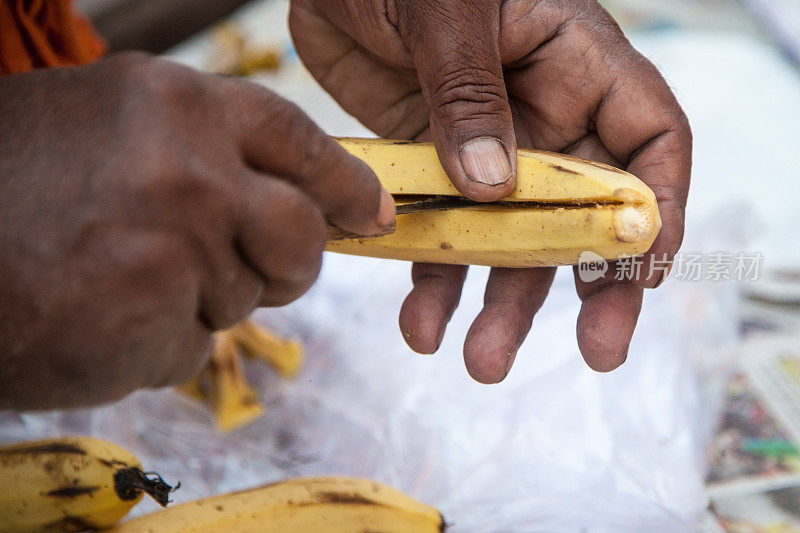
[121,232,186,277]
[279,217,325,284]
[114,53,206,109]
[129,159,236,224]
[296,121,332,178]
[202,274,263,331]
[163,333,213,386]
[430,63,508,120]
[104,50,153,71]
[270,99,332,180]
[243,87,301,134]
[283,192,327,258]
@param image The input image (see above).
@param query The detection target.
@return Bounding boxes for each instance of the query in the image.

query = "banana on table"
[0,437,176,532]
[327,138,661,267]
[0,437,443,533]
[109,477,444,533]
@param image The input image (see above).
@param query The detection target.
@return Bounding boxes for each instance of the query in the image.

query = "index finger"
[219,77,395,235]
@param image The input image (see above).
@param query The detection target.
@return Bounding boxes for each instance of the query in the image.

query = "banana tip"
[612,188,661,244]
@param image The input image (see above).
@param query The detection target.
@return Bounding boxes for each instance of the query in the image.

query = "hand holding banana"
[292,0,691,380]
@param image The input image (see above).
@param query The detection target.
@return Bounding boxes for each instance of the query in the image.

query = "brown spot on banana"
[550,164,581,175]
[0,442,86,458]
[581,159,628,174]
[312,492,380,506]
[45,516,94,531]
[46,485,101,498]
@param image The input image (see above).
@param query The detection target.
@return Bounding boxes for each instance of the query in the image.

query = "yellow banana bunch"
[178,319,303,432]
[329,138,661,267]
[110,477,445,533]
[0,437,176,532]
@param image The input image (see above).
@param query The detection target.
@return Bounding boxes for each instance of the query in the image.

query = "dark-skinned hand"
[0,52,394,410]
[290,0,692,382]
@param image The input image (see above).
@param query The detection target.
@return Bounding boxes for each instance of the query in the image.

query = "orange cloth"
[0,0,105,75]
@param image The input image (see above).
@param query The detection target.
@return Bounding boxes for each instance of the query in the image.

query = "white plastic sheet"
[0,251,737,531]
[4,4,800,528]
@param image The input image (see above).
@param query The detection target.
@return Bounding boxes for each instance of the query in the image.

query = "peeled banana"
[109,477,445,533]
[0,437,176,532]
[328,138,661,268]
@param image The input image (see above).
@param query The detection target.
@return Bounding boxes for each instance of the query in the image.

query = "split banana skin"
[328,138,661,267]
[0,437,443,532]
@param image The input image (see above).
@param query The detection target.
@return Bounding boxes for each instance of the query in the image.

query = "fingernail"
[377,188,396,227]
[460,137,512,186]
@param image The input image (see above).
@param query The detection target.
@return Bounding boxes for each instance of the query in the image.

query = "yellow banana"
[178,320,303,432]
[328,138,661,268]
[0,437,175,532]
[110,477,445,533]
[230,320,303,378]
[206,330,265,432]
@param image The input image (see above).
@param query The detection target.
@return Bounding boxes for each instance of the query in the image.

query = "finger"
[563,134,643,372]
[220,78,395,235]
[574,272,643,373]
[395,0,516,201]
[288,1,429,140]
[399,263,467,354]
[234,172,328,307]
[594,52,692,288]
[565,133,623,168]
[463,267,556,384]
[197,249,264,331]
[150,321,214,388]
[196,187,266,329]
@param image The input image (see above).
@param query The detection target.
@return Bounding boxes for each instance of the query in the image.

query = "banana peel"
[328,138,661,268]
[178,320,303,432]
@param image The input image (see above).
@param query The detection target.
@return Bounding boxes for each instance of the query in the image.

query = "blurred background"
[6,0,800,531]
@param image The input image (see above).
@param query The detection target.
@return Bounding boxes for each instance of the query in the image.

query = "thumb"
[397,0,515,201]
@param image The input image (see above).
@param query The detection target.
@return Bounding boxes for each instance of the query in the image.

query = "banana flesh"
[109,477,445,533]
[328,138,661,268]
